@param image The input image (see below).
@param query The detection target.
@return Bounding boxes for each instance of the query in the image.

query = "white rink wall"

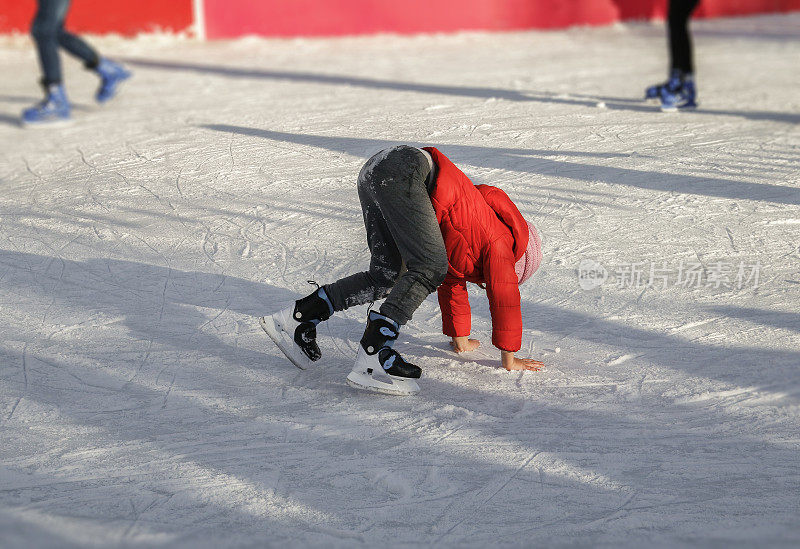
[0,14,799,548]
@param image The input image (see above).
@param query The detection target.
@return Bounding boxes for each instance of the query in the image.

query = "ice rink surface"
[1,13,799,548]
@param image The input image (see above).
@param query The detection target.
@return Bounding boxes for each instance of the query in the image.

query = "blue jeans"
[31,0,99,87]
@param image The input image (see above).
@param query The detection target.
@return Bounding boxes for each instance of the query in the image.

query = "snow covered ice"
[1,14,799,548]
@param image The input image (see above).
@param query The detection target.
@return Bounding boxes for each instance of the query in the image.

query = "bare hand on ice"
[502,351,545,371]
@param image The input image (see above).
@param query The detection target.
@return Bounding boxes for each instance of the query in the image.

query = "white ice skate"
[346,349,421,396]
[259,307,313,370]
[345,310,421,396]
[260,287,332,370]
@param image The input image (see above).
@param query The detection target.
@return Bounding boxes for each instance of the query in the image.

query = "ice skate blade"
[259,311,312,370]
[345,369,420,396]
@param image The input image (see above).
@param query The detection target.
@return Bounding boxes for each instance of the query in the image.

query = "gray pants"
[323,146,448,325]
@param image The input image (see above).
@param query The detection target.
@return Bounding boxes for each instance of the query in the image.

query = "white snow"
[1,14,799,548]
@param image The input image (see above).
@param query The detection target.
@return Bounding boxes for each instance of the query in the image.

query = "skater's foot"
[95,58,131,103]
[21,84,71,126]
[260,286,333,369]
[346,311,421,396]
[660,76,697,112]
[644,69,683,102]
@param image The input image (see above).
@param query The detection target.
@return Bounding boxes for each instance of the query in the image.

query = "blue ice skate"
[660,78,697,112]
[95,58,131,103]
[645,69,682,102]
[21,84,71,126]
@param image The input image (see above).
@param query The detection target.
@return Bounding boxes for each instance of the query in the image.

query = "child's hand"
[450,336,481,353]
[501,350,544,371]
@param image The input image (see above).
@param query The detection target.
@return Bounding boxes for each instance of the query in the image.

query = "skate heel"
[259,308,312,370]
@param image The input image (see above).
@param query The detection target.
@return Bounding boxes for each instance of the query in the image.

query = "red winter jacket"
[423,147,530,352]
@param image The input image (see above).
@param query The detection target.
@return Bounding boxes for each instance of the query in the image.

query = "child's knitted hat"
[515,222,541,285]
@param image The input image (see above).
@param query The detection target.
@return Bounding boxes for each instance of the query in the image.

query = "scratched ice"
[0,14,799,548]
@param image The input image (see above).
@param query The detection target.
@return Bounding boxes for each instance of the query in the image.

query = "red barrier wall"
[0,0,193,35]
[0,0,798,38]
[204,0,800,38]
[204,0,618,38]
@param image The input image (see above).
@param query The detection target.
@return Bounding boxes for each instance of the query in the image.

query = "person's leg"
[325,146,447,325]
[645,0,700,101]
[54,5,131,103]
[260,148,406,366]
[368,147,448,325]
[343,146,447,392]
[261,146,419,366]
[31,0,71,87]
[321,155,406,313]
[58,30,99,69]
[660,0,700,110]
[46,0,131,104]
[23,0,73,123]
[668,0,701,76]
[262,146,445,379]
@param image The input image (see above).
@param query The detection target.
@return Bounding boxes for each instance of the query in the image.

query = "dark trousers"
[323,146,448,326]
[668,0,701,74]
[31,0,99,86]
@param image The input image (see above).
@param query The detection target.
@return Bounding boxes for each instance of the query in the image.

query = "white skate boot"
[345,311,421,396]
[260,287,333,370]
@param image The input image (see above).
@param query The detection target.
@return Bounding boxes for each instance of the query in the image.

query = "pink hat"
[515,222,542,285]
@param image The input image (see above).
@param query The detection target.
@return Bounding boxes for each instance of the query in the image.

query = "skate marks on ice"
[2,260,799,545]
[2,17,800,546]
[0,248,311,372]
[200,127,800,206]
[4,335,798,548]
[3,246,797,545]
[524,301,800,395]
[0,323,632,546]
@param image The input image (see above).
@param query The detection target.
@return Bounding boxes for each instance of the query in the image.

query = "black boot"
[359,311,421,379]
[291,288,333,361]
